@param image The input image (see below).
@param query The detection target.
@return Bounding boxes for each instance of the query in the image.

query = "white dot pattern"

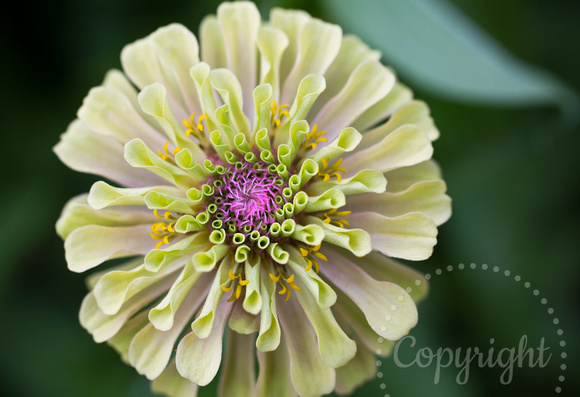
[376,262,567,395]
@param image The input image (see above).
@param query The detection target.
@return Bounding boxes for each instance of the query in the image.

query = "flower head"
[55,2,451,396]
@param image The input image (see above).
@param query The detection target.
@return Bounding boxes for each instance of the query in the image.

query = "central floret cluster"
[208,156,288,237]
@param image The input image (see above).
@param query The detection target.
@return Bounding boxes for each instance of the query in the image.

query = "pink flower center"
[211,159,286,231]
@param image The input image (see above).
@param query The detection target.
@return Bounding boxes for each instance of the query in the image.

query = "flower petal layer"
[65,224,157,272]
[347,211,438,261]
[176,297,233,386]
[278,294,335,397]
[321,249,418,341]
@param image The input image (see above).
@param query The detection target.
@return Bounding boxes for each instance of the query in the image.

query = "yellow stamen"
[270,99,278,115]
[284,287,291,301]
[313,258,320,273]
[151,222,166,233]
[300,243,325,273]
[278,283,287,295]
[313,252,327,261]
[270,100,291,128]
[335,210,351,217]
[305,259,313,272]
[197,114,208,131]
[301,125,329,154]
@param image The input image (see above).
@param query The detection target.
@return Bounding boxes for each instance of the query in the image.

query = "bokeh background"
[1,0,579,396]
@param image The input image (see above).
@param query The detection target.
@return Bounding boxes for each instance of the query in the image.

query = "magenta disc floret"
[206,156,289,241]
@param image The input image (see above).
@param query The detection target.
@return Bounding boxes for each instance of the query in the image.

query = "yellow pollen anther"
[197,114,208,131]
[151,222,165,233]
[302,125,329,154]
[270,100,291,128]
[158,141,181,163]
[317,156,348,182]
[270,99,278,114]
[223,264,250,302]
[278,283,287,295]
[150,210,177,249]
[313,252,327,261]
[183,113,208,147]
[322,207,351,229]
[301,243,325,273]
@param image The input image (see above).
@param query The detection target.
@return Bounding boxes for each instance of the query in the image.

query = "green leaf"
[321,0,579,115]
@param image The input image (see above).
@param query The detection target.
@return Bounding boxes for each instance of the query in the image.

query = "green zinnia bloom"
[55,2,451,396]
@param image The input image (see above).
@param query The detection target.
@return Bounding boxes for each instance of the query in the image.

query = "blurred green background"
[1,0,579,396]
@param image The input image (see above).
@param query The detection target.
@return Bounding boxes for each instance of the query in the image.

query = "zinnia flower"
[55,2,451,396]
